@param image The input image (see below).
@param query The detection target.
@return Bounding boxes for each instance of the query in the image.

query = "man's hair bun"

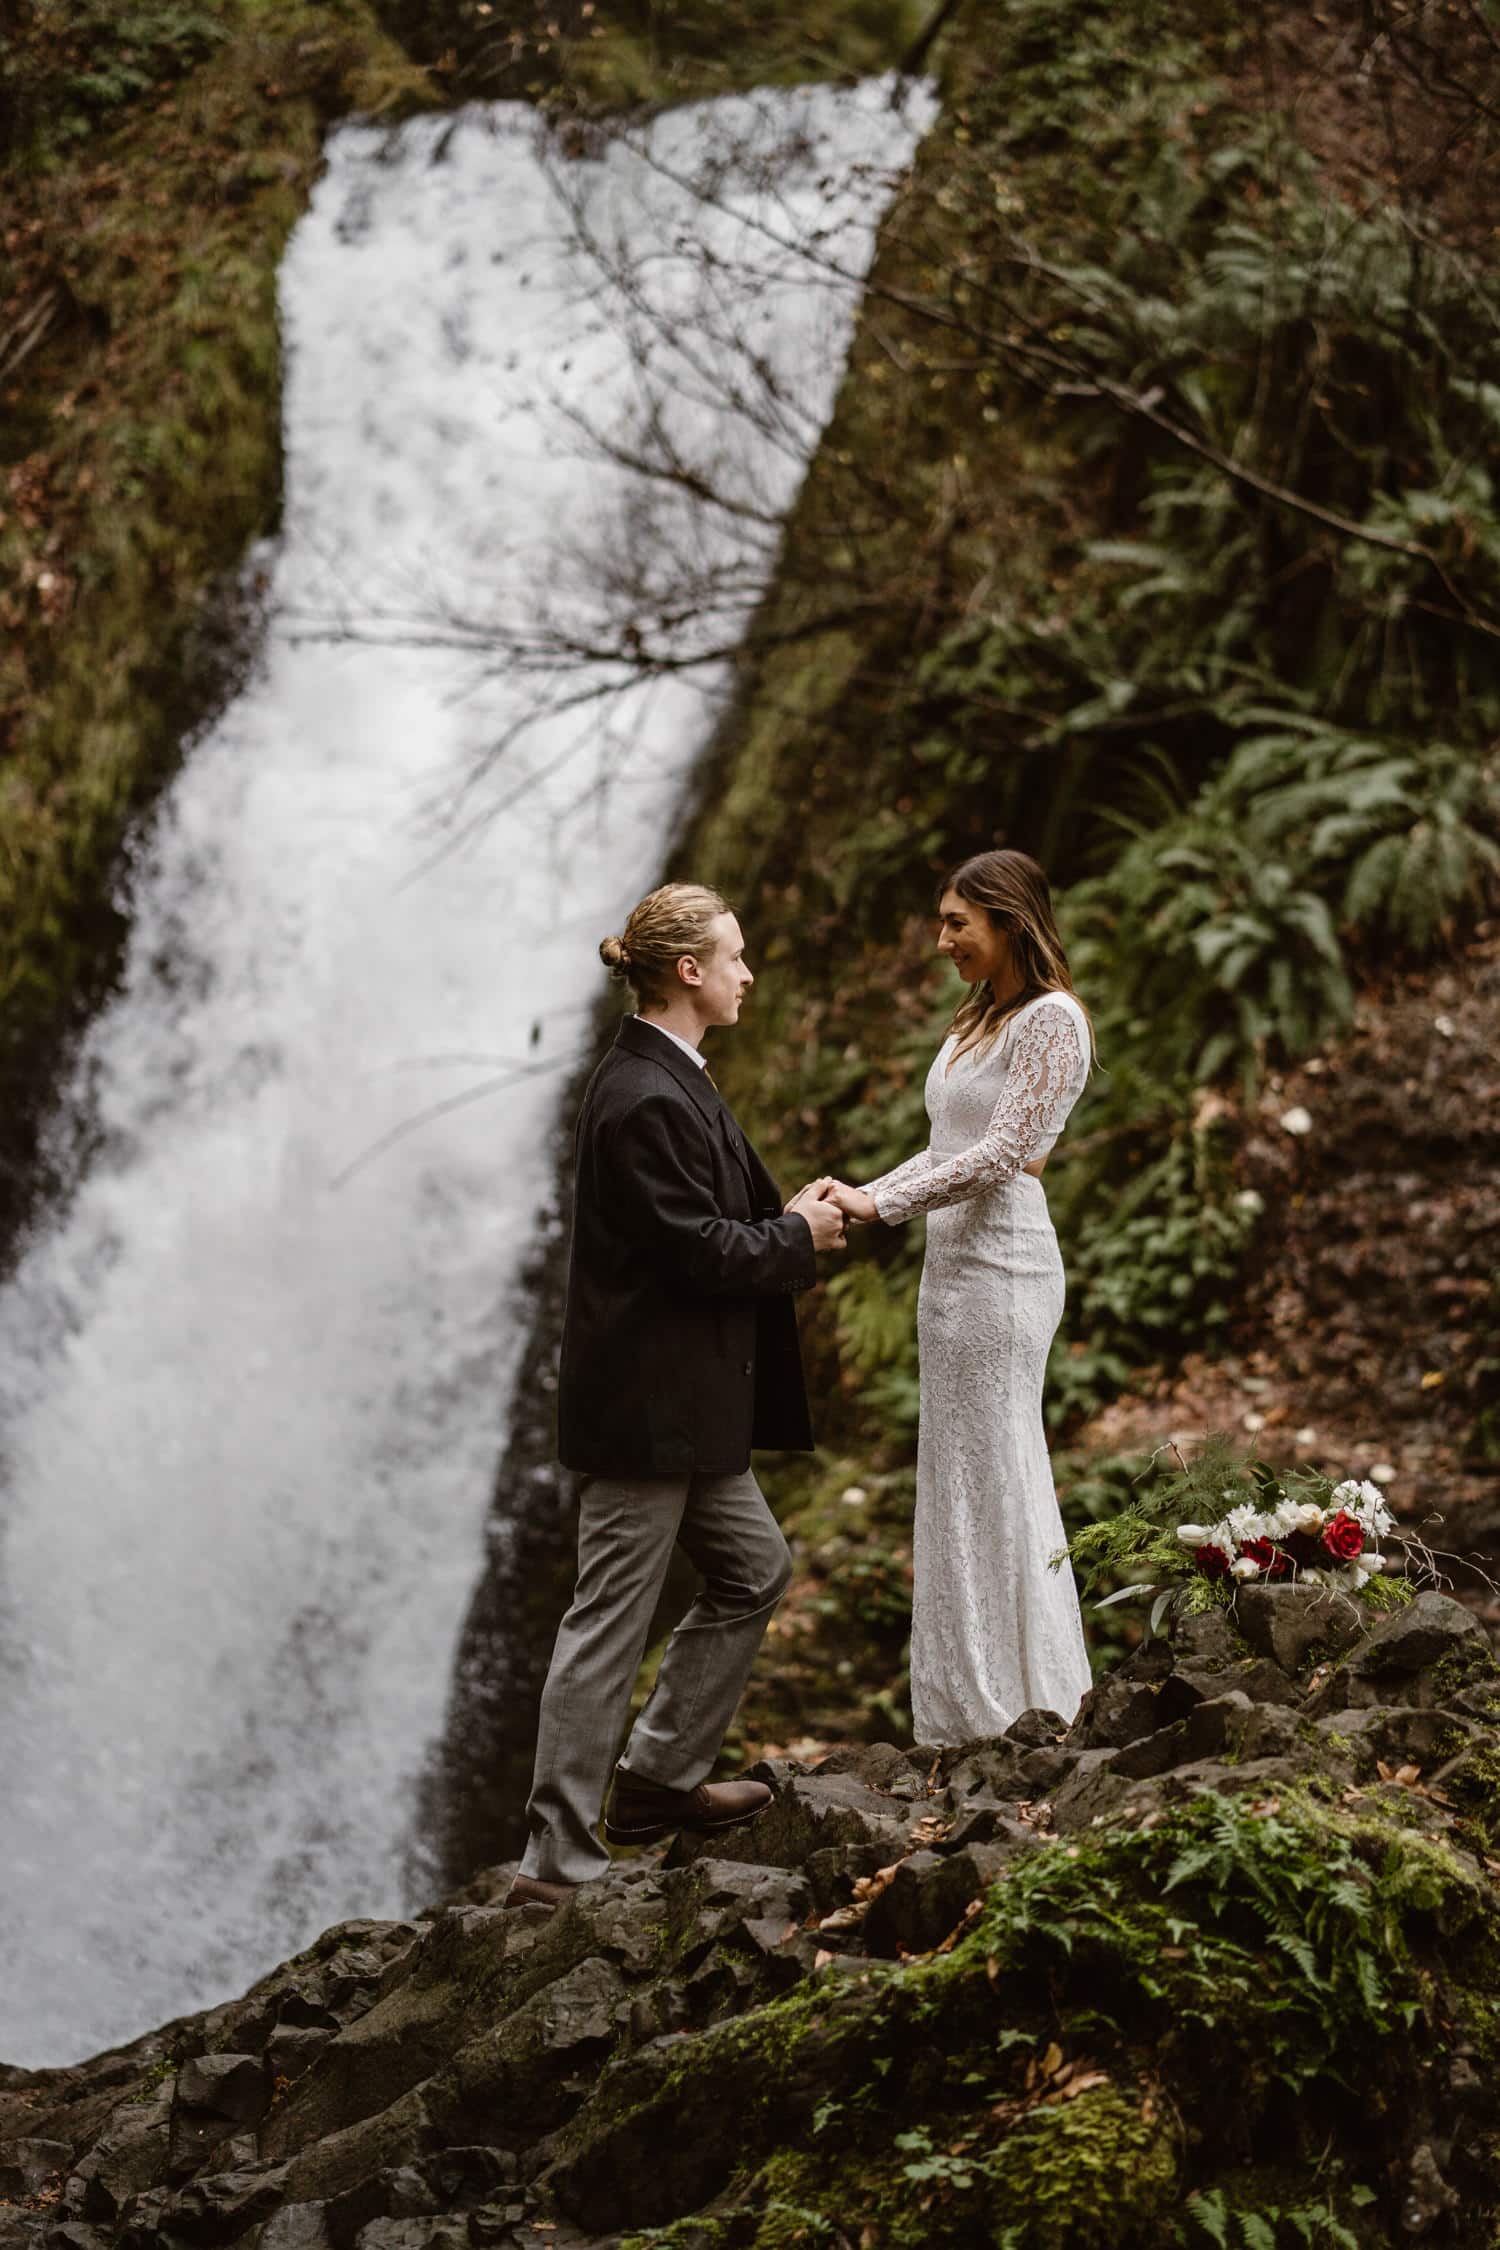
[599,883,729,1001]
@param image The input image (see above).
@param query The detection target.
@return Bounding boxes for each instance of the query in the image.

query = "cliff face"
[5,1591,1500,2249]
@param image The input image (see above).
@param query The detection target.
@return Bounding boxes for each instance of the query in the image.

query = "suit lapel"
[715,1106,757,1198]
[615,1015,719,1124]
[614,1018,767,1204]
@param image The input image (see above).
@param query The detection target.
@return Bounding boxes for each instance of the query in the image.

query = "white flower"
[1225,1504,1269,1544]
[1294,1503,1326,1533]
[1279,1105,1314,1136]
[1176,1522,1213,1545]
[1234,1189,1264,1215]
[1231,1557,1262,1581]
[1264,1499,1300,1539]
[1330,1477,1394,1537]
[1299,1567,1326,1586]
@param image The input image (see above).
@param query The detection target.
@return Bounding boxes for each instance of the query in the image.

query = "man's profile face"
[683,912,753,1027]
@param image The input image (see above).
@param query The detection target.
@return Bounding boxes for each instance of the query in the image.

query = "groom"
[506,884,844,1907]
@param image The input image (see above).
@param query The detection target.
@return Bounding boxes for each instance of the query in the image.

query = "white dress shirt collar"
[635,1016,708,1071]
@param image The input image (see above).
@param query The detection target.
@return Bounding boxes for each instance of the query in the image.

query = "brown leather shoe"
[503,1872,576,1910]
[605,1768,773,1846]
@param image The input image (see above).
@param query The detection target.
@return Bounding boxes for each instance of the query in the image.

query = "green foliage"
[66,7,227,112]
[1047,1126,1258,1423]
[1182,2185,1371,2250]
[824,1256,922,1441]
[976,1790,1443,2092]
[4,2,228,160]
[906,26,1500,1090]
[895,2125,976,2189]
[1069,727,1500,1087]
[744,2082,1179,2249]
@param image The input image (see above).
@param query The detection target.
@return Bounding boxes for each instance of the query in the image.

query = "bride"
[828,849,1095,1747]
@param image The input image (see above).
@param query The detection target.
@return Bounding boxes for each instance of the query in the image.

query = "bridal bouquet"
[1059,1436,1417,1635]
[1177,1476,1394,1595]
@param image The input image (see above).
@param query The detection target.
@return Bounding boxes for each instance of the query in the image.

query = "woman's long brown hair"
[942,849,1096,1064]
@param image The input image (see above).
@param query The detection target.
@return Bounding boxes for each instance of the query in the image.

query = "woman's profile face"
[936,889,1009,986]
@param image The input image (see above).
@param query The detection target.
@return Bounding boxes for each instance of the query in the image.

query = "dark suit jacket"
[557,1014,816,1476]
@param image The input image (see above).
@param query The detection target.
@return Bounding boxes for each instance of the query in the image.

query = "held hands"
[826,1179,879,1226]
[785,1177,846,1252]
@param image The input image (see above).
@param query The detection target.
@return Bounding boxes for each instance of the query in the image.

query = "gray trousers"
[519,1467,793,1885]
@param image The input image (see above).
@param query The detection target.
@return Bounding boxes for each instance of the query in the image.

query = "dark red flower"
[1240,1537,1291,1580]
[1321,1509,1365,1562]
[1280,1529,1320,1568]
[1194,1544,1231,1581]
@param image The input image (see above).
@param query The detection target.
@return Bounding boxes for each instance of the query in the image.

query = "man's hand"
[786,1178,846,1251]
[827,1179,879,1225]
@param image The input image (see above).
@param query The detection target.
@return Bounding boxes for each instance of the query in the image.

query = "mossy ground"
[375,0,928,112]
[594,1789,1500,2246]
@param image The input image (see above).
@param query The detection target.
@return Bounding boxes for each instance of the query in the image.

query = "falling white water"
[0,80,934,2068]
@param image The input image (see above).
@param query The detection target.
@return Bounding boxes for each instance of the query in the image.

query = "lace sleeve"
[867,1002,1087,1224]
[861,1148,934,1205]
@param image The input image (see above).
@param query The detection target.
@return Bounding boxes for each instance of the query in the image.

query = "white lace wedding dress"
[863,992,1094,1747]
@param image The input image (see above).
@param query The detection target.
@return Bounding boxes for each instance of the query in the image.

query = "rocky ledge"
[6,1589,1500,2250]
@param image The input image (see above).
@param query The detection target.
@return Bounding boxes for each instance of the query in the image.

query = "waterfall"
[0,79,934,2069]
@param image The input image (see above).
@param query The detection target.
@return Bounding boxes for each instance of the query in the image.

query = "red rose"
[1240,1537,1291,1581]
[1194,1544,1231,1581]
[1321,1510,1365,1562]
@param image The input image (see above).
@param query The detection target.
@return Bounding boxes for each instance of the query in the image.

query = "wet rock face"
[3,1588,1500,2250]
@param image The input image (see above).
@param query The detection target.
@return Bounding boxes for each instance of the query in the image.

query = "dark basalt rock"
[175,2060,268,2129]
[1346,1591,1497,1694]
[1232,1583,1368,1674]
[0,2142,71,2199]
[1001,1706,1069,1748]
[861,1842,1014,1957]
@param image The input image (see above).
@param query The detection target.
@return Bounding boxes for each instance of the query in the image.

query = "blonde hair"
[942,849,1096,1064]
[600,882,731,1008]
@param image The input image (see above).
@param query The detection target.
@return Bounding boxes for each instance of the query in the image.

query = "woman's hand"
[827,1180,879,1225]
